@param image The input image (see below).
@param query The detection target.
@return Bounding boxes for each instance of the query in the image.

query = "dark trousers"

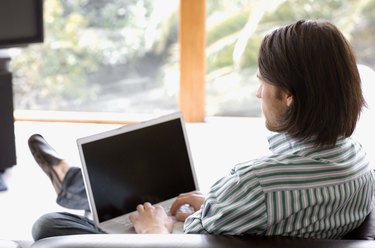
[56,167,89,210]
[32,167,106,241]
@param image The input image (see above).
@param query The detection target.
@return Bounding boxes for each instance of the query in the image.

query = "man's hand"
[170,191,205,221]
[129,202,174,234]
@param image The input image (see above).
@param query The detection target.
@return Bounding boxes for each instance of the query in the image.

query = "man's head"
[257,19,365,147]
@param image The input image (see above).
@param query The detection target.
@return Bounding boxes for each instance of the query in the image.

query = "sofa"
[3,65,374,248]
[27,233,375,248]
[3,208,373,248]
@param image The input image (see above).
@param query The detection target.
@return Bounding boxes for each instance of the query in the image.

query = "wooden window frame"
[15,1,207,124]
[179,0,206,122]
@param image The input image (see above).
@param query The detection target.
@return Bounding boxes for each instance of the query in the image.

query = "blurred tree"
[11,0,178,111]
[11,0,100,110]
[207,0,374,75]
[205,0,374,116]
[10,0,375,116]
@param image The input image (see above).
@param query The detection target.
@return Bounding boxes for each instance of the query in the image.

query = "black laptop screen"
[81,118,197,222]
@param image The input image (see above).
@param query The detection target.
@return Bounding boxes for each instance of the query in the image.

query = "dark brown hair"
[258,19,365,147]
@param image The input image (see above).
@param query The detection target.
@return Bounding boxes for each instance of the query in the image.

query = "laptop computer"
[77,112,199,233]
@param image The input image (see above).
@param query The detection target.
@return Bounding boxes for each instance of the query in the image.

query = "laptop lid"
[77,112,199,229]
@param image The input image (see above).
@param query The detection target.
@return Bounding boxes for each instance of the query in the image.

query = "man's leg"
[32,212,106,241]
[28,134,89,210]
[57,167,90,210]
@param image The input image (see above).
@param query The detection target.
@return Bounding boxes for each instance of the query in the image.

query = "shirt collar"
[267,132,348,155]
[267,133,315,155]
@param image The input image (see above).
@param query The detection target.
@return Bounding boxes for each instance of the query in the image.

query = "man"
[30,19,375,240]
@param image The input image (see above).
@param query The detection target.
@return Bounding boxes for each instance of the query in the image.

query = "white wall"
[354,64,375,169]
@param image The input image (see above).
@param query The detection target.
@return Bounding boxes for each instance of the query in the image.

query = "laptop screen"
[80,116,197,222]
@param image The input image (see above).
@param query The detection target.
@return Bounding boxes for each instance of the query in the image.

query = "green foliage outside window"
[10,0,375,116]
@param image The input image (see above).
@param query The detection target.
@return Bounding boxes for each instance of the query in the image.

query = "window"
[11,0,180,117]
[206,0,375,117]
[9,0,375,121]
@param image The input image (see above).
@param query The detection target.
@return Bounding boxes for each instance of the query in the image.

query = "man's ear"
[285,92,293,107]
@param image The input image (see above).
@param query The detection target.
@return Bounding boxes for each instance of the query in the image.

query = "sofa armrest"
[342,209,375,240]
[31,234,375,248]
[0,239,33,248]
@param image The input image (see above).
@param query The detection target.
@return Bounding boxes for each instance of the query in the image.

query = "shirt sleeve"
[183,162,268,235]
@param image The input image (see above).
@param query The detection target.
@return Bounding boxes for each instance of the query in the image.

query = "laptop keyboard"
[114,203,194,226]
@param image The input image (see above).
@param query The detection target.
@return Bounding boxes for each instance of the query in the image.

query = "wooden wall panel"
[179,0,206,122]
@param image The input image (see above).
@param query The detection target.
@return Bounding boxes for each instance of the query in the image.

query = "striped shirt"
[184,133,375,239]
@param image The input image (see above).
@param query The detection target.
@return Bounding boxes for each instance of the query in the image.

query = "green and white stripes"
[184,133,375,238]
[265,173,374,238]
